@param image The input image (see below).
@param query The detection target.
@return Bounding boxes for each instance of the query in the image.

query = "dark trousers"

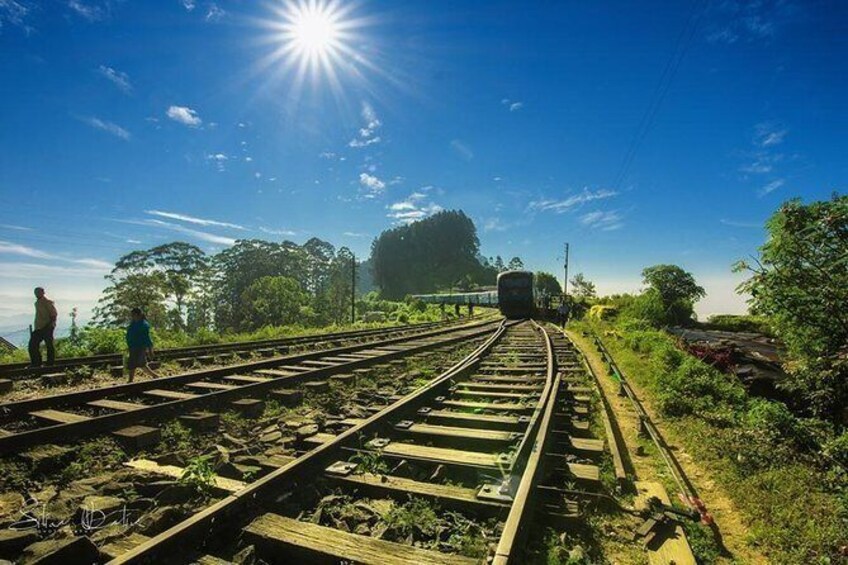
[28,327,55,366]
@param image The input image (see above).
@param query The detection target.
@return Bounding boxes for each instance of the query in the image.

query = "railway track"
[0,319,467,382]
[106,321,611,564]
[0,318,501,455]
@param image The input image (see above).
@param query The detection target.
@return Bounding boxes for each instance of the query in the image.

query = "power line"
[612,0,708,191]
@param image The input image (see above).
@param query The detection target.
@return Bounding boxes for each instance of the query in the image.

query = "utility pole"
[563,243,570,298]
[351,253,356,324]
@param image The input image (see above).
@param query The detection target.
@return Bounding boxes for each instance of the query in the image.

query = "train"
[413,270,538,319]
[497,270,535,319]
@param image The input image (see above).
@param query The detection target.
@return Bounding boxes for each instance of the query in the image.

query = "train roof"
[497,270,533,279]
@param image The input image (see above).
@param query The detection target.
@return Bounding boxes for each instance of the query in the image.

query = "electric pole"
[351,253,356,324]
[563,243,570,298]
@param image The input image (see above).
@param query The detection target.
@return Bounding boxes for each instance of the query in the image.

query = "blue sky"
[1,0,846,336]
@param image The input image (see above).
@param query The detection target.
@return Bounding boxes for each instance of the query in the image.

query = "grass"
[58,437,127,485]
[574,319,848,564]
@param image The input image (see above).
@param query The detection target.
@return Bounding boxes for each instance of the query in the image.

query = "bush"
[702,314,774,336]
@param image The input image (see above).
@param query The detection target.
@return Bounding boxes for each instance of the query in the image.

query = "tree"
[494,256,506,272]
[240,276,309,330]
[642,265,705,305]
[94,272,169,328]
[535,272,562,297]
[634,265,705,326]
[371,210,484,298]
[570,273,597,299]
[736,194,848,419]
[507,256,524,271]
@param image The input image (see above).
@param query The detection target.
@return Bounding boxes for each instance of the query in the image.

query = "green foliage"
[240,275,310,330]
[701,314,774,336]
[161,421,193,452]
[371,210,493,298]
[623,288,696,327]
[179,455,217,497]
[381,497,440,538]
[535,271,562,298]
[350,449,389,475]
[569,272,597,299]
[736,194,848,420]
[582,319,848,563]
[58,437,127,484]
[641,264,706,305]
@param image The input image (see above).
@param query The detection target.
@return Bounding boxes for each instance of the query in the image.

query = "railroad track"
[108,321,610,564]
[0,318,501,455]
[0,318,470,381]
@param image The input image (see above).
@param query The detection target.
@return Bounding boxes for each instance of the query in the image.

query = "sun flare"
[288,5,339,56]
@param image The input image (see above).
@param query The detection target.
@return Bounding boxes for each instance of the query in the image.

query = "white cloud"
[205,3,225,21]
[0,0,30,30]
[68,0,107,21]
[207,153,227,161]
[0,240,53,260]
[259,226,296,236]
[349,102,382,148]
[343,232,366,237]
[754,122,787,147]
[319,151,336,159]
[145,210,247,230]
[143,219,236,245]
[386,194,443,224]
[181,0,195,11]
[96,65,131,93]
[0,224,32,231]
[528,188,618,214]
[509,102,523,112]
[450,139,474,161]
[359,173,386,195]
[720,218,763,228]
[758,178,785,196]
[82,116,131,140]
[483,217,508,232]
[244,156,253,162]
[166,105,202,127]
[579,210,624,231]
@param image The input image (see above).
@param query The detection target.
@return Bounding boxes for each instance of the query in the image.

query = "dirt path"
[567,329,770,565]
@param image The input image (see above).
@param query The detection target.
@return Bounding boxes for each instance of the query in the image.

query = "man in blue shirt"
[126,308,161,382]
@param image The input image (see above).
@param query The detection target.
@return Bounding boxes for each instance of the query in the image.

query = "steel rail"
[110,320,511,564]
[491,321,557,564]
[0,320,500,454]
[0,318,472,379]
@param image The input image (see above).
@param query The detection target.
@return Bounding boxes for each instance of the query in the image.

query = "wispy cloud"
[166,105,202,127]
[0,0,31,31]
[0,262,110,279]
[206,153,228,172]
[754,122,787,147]
[259,226,296,237]
[0,223,33,231]
[579,210,624,231]
[0,240,53,259]
[758,178,785,197]
[349,102,382,148]
[181,0,195,11]
[0,240,112,269]
[483,217,509,232]
[343,232,366,237]
[68,0,109,21]
[501,98,524,112]
[96,65,131,93]
[528,188,618,214]
[82,116,131,140]
[140,219,236,245]
[706,0,796,44]
[450,139,474,161]
[145,210,246,230]
[205,3,225,22]
[359,173,386,196]
[720,218,763,228]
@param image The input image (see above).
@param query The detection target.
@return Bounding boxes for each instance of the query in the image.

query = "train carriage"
[497,270,535,319]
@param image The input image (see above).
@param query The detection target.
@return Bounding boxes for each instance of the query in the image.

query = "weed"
[160,421,192,452]
[179,455,216,498]
[58,437,126,485]
[350,449,388,475]
[382,497,440,539]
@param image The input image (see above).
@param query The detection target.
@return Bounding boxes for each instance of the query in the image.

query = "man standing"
[29,287,57,366]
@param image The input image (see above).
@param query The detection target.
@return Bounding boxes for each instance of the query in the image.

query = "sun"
[253,0,389,102]
[287,4,339,56]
